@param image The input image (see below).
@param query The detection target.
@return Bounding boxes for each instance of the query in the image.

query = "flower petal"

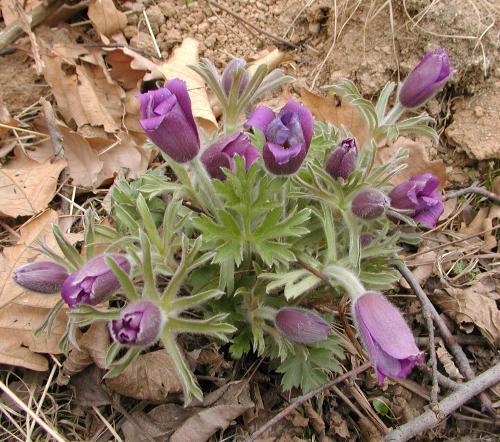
[246,106,275,131]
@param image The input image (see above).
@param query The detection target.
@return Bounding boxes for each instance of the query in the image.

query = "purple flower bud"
[61,255,131,308]
[351,189,390,220]
[246,99,314,175]
[109,300,164,346]
[398,48,451,109]
[201,132,259,180]
[221,58,250,97]
[138,79,200,163]
[275,307,330,343]
[389,173,444,228]
[353,291,424,384]
[360,233,375,248]
[13,261,68,294]
[325,137,358,179]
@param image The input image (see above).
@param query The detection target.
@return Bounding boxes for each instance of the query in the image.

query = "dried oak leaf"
[88,0,127,38]
[0,155,66,217]
[106,49,149,90]
[0,210,67,371]
[105,350,183,401]
[432,280,500,347]
[376,137,447,189]
[300,88,369,146]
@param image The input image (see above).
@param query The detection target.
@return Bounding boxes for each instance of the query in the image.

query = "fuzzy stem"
[382,102,405,126]
[190,156,224,215]
[323,265,365,300]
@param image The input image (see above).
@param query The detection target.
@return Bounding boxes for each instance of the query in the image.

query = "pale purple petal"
[165,78,199,141]
[246,106,275,131]
[266,142,302,165]
[263,142,307,175]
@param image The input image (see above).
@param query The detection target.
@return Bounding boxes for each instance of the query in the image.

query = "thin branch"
[397,263,495,416]
[445,186,500,205]
[207,0,296,48]
[385,362,500,441]
[245,362,371,442]
[422,305,439,406]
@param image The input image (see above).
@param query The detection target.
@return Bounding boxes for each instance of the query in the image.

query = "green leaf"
[52,224,84,270]
[372,397,390,416]
[105,256,139,301]
[229,329,252,359]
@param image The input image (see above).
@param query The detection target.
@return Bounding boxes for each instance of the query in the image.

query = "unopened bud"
[221,58,249,97]
[275,307,330,343]
[13,261,68,294]
[325,137,358,179]
[351,189,389,220]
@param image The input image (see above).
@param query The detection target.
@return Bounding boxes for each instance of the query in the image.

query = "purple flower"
[221,58,249,97]
[109,300,164,346]
[61,255,131,308]
[201,132,259,180]
[351,189,390,220]
[13,261,68,294]
[246,99,313,175]
[138,79,200,163]
[399,48,451,109]
[275,307,330,343]
[389,173,444,228]
[325,137,358,180]
[353,291,424,384]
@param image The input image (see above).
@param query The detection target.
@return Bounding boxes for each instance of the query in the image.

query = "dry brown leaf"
[435,342,463,380]
[0,210,67,371]
[170,381,254,442]
[432,281,500,347]
[105,350,183,401]
[106,49,149,90]
[0,156,66,217]
[153,38,218,134]
[376,137,447,189]
[247,48,290,76]
[88,0,127,37]
[1,0,40,27]
[402,247,436,288]
[300,88,369,146]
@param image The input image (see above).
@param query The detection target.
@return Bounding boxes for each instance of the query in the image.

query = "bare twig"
[445,186,500,204]
[422,306,439,406]
[207,0,296,48]
[385,362,500,441]
[245,362,371,442]
[397,263,495,416]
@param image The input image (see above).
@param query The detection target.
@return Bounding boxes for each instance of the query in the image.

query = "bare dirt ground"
[0,0,498,440]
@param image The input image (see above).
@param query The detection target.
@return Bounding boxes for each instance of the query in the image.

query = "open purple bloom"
[61,255,130,308]
[221,58,249,97]
[353,291,424,384]
[325,137,358,180]
[138,79,200,163]
[109,300,164,346]
[389,173,444,228]
[351,189,390,220]
[275,307,330,343]
[246,99,313,175]
[399,48,451,109]
[201,132,259,180]
[13,261,68,294]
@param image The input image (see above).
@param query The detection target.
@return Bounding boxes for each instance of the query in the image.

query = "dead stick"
[423,306,439,405]
[0,0,62,51]
[384,362,500,441]
[397,263,495,416]
[207,0,296,48]
[245,362,371,442]
[445,186,500,205]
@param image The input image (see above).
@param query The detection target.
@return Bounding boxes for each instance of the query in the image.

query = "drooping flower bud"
[13,261,68,294]
[246,99,314,175]
[61,254,131,308]
[221,58,250,97]
[138,79,200,163]
[398,48,451,109]
[389,173,444,228]
[109,300,164,346]
[351,189,390,220]
[275,307,330,343]
[325,137,358,180]
[353,291,424,384]
[201,132,259,180]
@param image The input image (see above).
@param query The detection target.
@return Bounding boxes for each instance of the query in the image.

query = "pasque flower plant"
[13,50,452,401]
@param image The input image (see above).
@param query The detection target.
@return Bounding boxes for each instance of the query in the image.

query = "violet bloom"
[246,100,313,175]
[138,79,200,163]
[399,48,451,109]
[275,307,330,343]
[109,300,164,346]
[221,58,249,97]
[389,173,444,228]
[351,189,390,220]
[13,261,68,294]
[325,137,358,180]
[353,291,424,384]
[201,132,259,180]
[61,255,130,308]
